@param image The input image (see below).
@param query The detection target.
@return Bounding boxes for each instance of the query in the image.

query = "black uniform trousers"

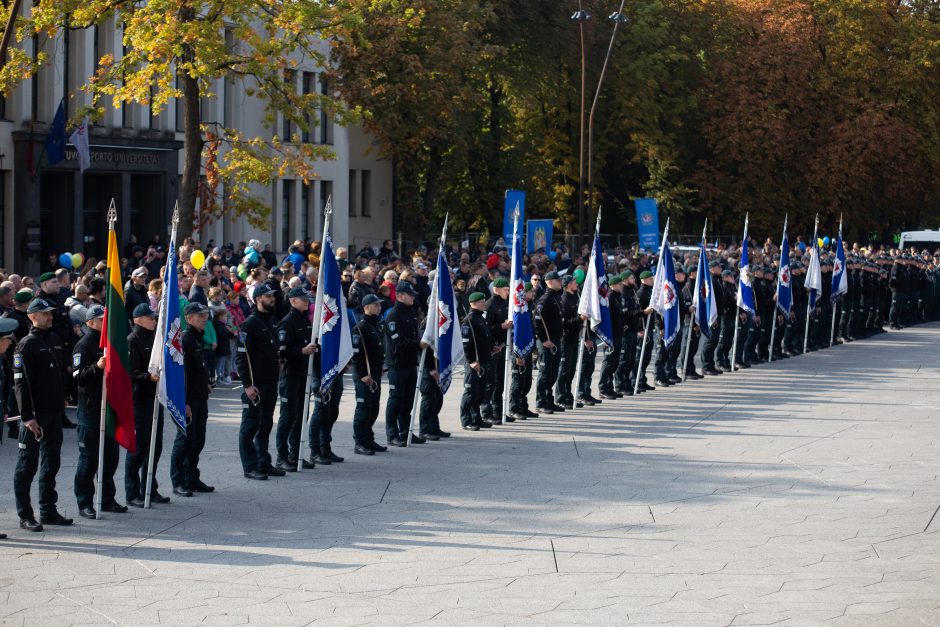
[684,327,701,375]
[353,375,382,445]
[309,375,343,452]
[385,367,417,441]
[536,344,561,409]
[482,350,506,420]
[554,334,579,405]
[634,329,654,386]
[418,371,443,435]
[508,355,534,415]
[276,373,306,463]
[238,383,276,473]
[74,410,119,510]
[718,317,734,366]
[702,323,721,370]
[460,367,486,427]
[615,333,638,391]
[599,338,622,393]
[577,344,597,399]
[13,413,64,520]
[125,403,164,501]
[171,397,208,488]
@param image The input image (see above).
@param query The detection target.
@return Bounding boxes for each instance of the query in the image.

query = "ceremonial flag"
[317,228,354,395]
[693,227,717,339]
[69,117,91,173]
[421,217,465,394]
[831,217,847,302]
[805,217,822,309]
[650,220,680,348]
[46,99,67,166]
[578,215,614,347]
[736,214,756,314]
[148,213,187,434]
[777,220,793,315]
[506,218,535,361]
[101,210,136,452]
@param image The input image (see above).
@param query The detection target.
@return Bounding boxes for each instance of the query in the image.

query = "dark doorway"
[39,172,75,261]
[83,174,122,260]
[130,174,164,247]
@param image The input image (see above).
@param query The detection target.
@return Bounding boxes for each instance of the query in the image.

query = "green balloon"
[574,268,586,285]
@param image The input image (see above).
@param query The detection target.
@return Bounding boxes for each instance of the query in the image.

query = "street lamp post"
[571,4,591,251]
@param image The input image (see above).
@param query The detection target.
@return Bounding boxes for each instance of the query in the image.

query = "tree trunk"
[177,37,202,241]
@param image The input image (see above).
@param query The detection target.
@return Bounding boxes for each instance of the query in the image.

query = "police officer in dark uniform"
[235,284,285,478]
[275,287,317,471]
[38,272,77,428]
[555,275,582,408]
[599,274,624,398]
[13,298,73,532]
[1,289,31,440]
[717,270,737,369]
[383,281,426,446]
[0,317,19,538]
[482,277,511,423]
[508,281,539,420]
[352,294,387,454]
[534,271,564,413]
[633,270,656,391]
[307,307,346,466]
[418,344,449,439]
[616,272,643,394]
[701,262,725,374]
[460,292,493,430]
[681,265,704,378]
[125,303,170,507]
[72,305,126,518]
[172,302,215,496]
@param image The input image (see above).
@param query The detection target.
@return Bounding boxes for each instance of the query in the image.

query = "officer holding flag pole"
[769,216,792,363]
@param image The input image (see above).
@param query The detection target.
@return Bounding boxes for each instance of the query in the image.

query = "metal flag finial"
[325,195,333,217]
[512,201,520,221]
[107,198,117,224]
[171,200,180,225]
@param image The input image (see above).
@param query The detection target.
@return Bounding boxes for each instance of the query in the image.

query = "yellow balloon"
[817,238,824,248]
[191,249,206,269]
[71,252,85,269]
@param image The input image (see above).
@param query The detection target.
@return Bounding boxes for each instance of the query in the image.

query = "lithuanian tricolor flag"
[101,223,136,452]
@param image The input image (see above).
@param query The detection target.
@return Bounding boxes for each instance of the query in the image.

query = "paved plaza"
[1,325,939,625]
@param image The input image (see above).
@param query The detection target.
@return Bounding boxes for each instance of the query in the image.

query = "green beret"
[609,275,622,286]
[639,270,654,280]
[38,272,57,284]
[468,292,485,303]
[524,282,533,291]
[13,289,34,304]
[621,270,633,279]
[491,277,508,288]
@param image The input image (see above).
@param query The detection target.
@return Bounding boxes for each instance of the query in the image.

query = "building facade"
[0,16,393,275]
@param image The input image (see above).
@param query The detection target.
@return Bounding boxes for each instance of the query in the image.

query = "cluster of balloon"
[59,252,86,269]
[818,236,832,248]
[573,268,586,285]
[190,249,206,270]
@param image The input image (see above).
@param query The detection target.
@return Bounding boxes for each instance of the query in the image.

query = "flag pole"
[501,204,520,424]
[572,208,601,408]
[408,214,448,443]
[297,197,331,472]
[682,220,707,382]
[769,214,786,364]
[730,214,748,372]
[803,215,818,354]
[96,199,117,520]
[144,204,178,507]
[634,218,668,396]
[829,215,842,347]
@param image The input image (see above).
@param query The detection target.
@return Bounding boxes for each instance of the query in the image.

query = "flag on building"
[693,232,717,339]
[148,218,187,433]
[578,223,614,347]
[69,117,91,173]
[421,218,465,394]
[650,225,680,348]
[317,229,354,395]
[46,100,67,166]
[101,217,136,451]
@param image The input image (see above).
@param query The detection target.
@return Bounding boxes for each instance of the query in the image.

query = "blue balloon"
[797,242,807,254]
[548,250,557,261]
[59,252,72,268]
[823,236,831,246]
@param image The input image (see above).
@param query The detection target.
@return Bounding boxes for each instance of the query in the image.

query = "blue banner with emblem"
[503,190,526,244]
[634,198,661,252]
[526,219,553,254]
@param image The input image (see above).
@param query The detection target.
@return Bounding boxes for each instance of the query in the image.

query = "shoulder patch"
[73,353,82,368]
[278,329,286,342]
[352,334,360,346]
[239,331,247,344]
[13,354,23,369]
[387,321,396,332]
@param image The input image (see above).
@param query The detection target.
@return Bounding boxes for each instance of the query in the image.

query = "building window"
[319,75,332,145]
[302,72,315,143]
[348,170,357,217]
[361,170,371,217]
[281,179,293,251]
[320,180,332,229]
[301,182,310,242]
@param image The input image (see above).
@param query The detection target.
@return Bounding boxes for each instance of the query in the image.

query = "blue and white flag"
[421,219,465,394]
[509,217,535,358]
[650,223,680,348]
[777,224,792,314]
[830,220,847,302]
[805,221,823,310]
[693,233,717,339]
[578,228,614,347]
[148,218,187,434]
[317,230,354,395]
[736,215,756,314]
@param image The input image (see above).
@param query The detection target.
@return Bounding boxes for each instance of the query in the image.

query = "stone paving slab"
[1,325,940,625]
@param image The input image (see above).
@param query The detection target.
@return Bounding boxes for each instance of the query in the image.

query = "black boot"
[323,446,344,463]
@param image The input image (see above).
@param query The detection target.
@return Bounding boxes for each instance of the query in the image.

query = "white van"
[899,230,940,251]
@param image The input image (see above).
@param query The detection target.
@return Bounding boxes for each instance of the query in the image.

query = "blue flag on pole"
[831,222,847,302]
[737,216,756,314]
[577,229,614,347]
[650,223,680,348]
[526,219,553,253]
[510,219,535,358]
[777,227,792,314]
[317,231,354,395]
[634,198,661,252]
[421,222,465,394]
[148,221,187,434]
[46,99,67,166]
[693,235,717,339]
